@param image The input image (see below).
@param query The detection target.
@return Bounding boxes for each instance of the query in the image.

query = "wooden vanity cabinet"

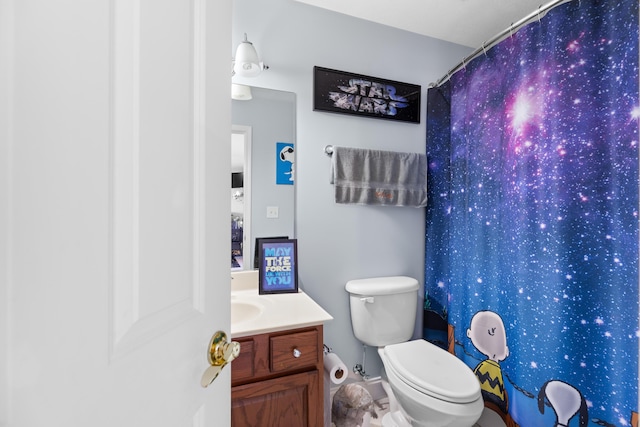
[231,325,324,427]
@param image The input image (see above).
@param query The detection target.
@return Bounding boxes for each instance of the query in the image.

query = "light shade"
[231,84,252,101]
[233,34,262,77]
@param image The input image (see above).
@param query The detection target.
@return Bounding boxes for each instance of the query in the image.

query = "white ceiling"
[293,0,550,48]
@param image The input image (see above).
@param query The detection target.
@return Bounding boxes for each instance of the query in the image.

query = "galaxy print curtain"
[424,1,639,426]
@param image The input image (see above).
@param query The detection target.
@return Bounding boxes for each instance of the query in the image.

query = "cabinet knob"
[292,348,302,358]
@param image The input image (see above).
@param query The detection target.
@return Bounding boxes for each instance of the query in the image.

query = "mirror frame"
[231,87,296,271]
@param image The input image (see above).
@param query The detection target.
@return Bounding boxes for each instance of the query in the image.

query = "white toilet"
[345,276,483,427]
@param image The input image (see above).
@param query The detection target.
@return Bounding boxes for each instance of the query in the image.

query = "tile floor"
[369,397,389,426]
[331,382,484,427]
[362,397,484,427]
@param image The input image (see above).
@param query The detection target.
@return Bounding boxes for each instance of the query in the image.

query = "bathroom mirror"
[231,86,296,271]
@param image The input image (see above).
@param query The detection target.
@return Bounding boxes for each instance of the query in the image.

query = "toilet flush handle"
[360,296,374,304]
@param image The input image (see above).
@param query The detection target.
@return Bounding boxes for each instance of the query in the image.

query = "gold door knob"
[200,331,241,388]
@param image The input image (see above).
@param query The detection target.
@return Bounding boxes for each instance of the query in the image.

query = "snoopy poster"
[276,142,294,185]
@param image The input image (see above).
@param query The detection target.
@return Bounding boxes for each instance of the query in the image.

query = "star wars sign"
[313,66,421,123]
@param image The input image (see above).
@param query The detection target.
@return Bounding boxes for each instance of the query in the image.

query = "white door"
[0,0,232,425]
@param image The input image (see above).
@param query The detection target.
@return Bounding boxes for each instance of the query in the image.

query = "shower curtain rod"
[429,0,574,88]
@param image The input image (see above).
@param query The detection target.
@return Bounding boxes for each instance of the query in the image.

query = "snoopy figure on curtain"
[538,380,588,427]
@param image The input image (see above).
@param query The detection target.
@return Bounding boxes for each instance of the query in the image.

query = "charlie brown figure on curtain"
[467,311,519,427]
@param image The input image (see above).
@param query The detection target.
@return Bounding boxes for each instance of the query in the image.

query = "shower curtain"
[424,0,639,426]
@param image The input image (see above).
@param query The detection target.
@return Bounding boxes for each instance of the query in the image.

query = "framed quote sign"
[258,238,299,295]
[254,236,288,269]
[313,66,421,123]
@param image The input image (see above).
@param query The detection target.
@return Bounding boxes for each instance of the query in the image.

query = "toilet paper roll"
[324,352,348,385]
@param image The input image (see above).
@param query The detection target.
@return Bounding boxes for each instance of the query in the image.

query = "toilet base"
[381,411,412,427]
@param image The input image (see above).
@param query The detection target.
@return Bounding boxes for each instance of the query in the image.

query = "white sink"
[231,300,263,324]
[230,273,333,338]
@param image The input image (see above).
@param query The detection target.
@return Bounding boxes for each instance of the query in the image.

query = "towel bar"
[324,145,334,156]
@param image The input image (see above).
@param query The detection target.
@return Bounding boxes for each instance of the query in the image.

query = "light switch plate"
[266,206,279,218]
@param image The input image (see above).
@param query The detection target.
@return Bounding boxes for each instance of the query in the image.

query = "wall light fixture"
[233,33,268,77]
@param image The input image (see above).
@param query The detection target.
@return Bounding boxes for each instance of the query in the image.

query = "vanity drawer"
[270,329,319,373]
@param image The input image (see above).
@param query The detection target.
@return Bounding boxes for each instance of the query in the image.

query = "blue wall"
[233,0,471,376]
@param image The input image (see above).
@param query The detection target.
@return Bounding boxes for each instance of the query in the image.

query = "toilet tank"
[345,276,420,347]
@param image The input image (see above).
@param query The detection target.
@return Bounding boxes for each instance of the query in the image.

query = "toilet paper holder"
[323,344,348,384]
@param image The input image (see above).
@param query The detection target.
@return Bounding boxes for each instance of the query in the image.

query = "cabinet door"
[231,370,321,427]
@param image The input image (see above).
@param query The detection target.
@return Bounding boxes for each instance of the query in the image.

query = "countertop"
[231,270,333,338]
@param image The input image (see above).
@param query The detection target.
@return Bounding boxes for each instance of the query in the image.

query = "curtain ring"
[482,43,488,57]
[462,58,466,70]
[509,23,514,38]
[537,5,543,22]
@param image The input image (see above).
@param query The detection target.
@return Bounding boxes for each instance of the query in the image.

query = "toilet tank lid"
[345,276,419,295]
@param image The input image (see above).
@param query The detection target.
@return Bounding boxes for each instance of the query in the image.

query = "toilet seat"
[383,339,480,404]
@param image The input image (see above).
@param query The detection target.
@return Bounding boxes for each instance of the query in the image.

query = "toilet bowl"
[379,340,483,426]
[345,276,483,427]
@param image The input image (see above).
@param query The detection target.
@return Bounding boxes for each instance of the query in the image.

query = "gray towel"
[330,146,428,207]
